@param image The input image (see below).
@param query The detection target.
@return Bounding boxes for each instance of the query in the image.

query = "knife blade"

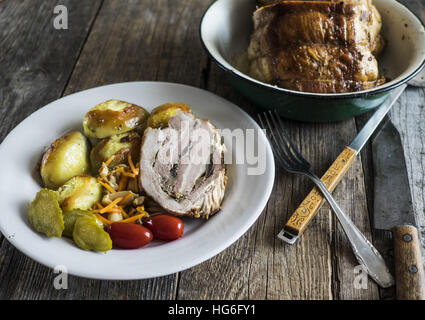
[372,119,425,300]
[279,84,407,245]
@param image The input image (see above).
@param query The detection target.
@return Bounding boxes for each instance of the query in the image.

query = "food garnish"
[108,223,153,249]
[144,214,184,241]
[90,154,148,226]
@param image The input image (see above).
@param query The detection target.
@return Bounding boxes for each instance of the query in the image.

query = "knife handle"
[393,225,425,300]
[278,146,356,244]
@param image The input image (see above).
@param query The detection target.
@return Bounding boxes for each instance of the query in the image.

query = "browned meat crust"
[248,0,385,93]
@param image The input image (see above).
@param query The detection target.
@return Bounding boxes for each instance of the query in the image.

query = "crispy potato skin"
[147,102,191,128]
[40,131,91,189]
[83,99,149,138]
[57,175,102,212]
[90,131,141,173]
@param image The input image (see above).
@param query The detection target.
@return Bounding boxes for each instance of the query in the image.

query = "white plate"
[0,82,275,280]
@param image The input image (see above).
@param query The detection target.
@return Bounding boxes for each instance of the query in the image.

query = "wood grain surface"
[393,225,425,300]
[0,0,423,300]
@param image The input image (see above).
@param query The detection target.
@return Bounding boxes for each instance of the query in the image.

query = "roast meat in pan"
[248,0,386,93]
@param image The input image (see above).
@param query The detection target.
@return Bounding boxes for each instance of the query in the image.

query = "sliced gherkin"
[62,210,101,238]
[28,189,64,238]
[72,217,112,252]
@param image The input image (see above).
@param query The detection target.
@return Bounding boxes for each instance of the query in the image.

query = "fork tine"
[267,110,301,167]
[274,112,310,167]
[258,113,288,167]
[258,113,292,171]
[262,112,298,168]
[270,110,310,167]
[264,115,298,171]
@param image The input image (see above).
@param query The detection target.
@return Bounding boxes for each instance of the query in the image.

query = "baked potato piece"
[83,99,149,139]
[57,175,102,212]
[28,189,64,238]
[90,131,141,173]
[40,131,91,189]
[147,102,191,128]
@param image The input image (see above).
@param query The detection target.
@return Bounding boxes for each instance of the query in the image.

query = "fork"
[258,110,394,288]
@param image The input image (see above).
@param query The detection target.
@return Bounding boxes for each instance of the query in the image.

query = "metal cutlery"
[259,110,394,288]
[278,85,407,245]
[372,119,425,299]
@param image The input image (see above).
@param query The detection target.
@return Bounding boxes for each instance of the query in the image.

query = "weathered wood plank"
[0,0,102,142]
[63,0,211,95]
[0,0,103,300]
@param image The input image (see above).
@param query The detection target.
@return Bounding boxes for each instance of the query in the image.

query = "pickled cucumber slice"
[73,217,112,252]
[63,210,101,238]
[28,189,64,237]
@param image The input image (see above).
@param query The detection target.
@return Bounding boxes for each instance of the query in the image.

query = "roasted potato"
[90,131,141,173]
[83,99,149,139]
[56,175,102,212]
[147,102,191,128]
[40,131,91,189]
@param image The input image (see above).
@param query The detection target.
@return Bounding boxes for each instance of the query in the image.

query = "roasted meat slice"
[139,111,227,219]
[248,0,385,93]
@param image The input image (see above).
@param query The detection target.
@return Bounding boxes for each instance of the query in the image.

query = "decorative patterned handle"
[281,146,357,241]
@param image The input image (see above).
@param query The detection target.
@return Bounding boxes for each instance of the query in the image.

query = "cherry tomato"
[108,223,153,249]
[144,214,184,241]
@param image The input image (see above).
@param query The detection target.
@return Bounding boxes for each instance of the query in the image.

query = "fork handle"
[308,172,394,288]
[278,146,356,243]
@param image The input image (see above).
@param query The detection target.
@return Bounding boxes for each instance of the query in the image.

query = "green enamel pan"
[200,0,425,122]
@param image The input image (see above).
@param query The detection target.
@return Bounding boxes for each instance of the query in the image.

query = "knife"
[372,119,425,300]
[278,84,407,245]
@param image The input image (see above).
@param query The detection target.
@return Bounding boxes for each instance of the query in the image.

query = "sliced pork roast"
[139,111,227,219]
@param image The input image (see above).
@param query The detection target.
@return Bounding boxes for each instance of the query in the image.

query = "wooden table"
[0,0,424,300]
